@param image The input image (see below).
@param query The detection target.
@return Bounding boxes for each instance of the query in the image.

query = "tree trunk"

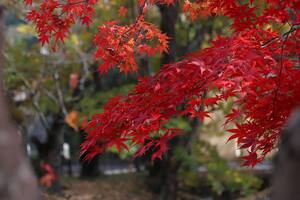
[158,3,179,64]
[146,5,180,200]
[80,157,100,178]
[47,115,64,193]
[147,5,204,200]
[80,131,100,178]
[272,108,300,200]
[0,6,40,200]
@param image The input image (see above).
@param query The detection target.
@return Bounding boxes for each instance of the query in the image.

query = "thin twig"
[271,25,295,118]
[262,23,300,48]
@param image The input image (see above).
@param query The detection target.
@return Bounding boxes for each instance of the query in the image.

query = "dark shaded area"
[272,108,300,200]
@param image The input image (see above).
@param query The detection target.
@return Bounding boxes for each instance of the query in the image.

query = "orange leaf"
[65,111,79,131]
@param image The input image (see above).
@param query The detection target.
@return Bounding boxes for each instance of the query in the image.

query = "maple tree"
[24,0,300,166]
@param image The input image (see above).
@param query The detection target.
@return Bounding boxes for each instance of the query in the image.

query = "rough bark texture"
[272,108,300,200]
[0,6,40,200]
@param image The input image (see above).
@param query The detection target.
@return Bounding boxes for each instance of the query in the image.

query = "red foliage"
[118,6,128,17]
[25,0,300,166]
[25,0,98,48]
[93,17,168,73]
[39,163,57,187]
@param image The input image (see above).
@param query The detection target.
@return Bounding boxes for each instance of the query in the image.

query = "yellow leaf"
[70,34,79,46]
[16,24,36,35]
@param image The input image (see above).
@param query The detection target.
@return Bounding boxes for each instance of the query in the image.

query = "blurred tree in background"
[0,2,39,200]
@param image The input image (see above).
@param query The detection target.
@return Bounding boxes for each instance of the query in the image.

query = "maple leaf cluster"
[183,0,300,28]
[94,17,169,73]
[138,0,176,6]
[25,0,98,48]
[183,0,219,21]
[25,0,300,166]
[25,0,169,73]
[81,27,300,165]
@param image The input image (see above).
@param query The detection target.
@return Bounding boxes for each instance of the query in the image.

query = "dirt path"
[42,174,156,200]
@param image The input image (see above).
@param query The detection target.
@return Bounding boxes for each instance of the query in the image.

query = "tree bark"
[158,3,179,64]
[272,108,300,200]
[0,6,40,200]
[147,5,205,200]
[146,5,180,200]
[47,115,64,193]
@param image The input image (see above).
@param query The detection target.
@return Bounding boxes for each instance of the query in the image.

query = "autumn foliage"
[24,0,300,166]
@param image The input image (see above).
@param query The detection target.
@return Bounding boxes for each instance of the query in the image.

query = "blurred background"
[1,1,273,200]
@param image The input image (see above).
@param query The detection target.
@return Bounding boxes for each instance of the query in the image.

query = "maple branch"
[73,45,91,92]
[271,24,296,118]
[58,0,87,7]
[13,74,50,132]
[52,64,68,116]
[261,23,300,48]
[184,92,207,153]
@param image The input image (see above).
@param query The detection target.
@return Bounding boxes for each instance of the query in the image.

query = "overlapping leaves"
[25,0,300,166]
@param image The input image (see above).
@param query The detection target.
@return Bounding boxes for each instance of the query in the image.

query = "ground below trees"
[42,174,155,200]
[42,173,270,200]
